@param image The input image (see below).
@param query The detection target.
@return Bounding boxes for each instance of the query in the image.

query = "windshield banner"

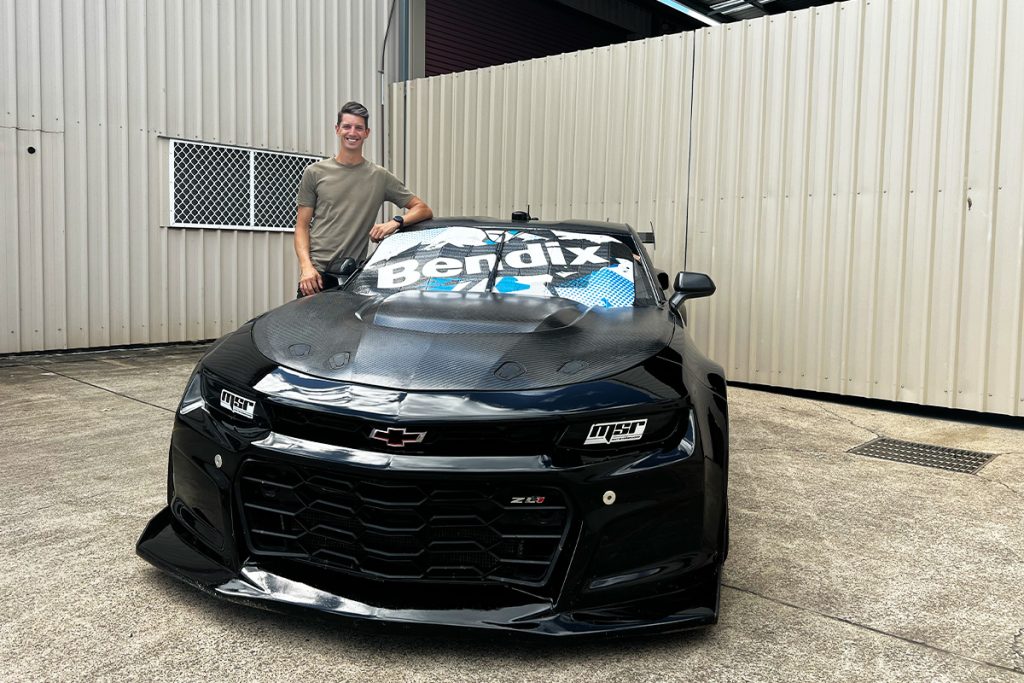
[353,227,636,307]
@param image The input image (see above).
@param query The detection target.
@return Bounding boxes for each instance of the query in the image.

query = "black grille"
[266,402,565,456]
[265,401,684,459]
[238,460,571,586]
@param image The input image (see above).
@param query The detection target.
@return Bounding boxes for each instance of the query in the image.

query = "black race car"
[137,217,729,636]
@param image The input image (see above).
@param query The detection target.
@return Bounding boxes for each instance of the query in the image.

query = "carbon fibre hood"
[252,290,674,391]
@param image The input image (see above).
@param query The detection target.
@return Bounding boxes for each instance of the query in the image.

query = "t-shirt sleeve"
[296,164,318,208]
[383,170,415,208]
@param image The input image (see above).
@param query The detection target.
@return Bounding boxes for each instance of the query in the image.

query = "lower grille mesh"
[238,460,570,586]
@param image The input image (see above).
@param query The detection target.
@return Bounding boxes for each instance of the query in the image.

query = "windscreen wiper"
[484,230,510,292]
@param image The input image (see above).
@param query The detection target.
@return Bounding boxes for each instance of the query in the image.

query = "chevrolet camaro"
[136,217,729,636]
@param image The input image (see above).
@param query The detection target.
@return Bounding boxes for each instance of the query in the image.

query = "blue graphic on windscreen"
[352,227,637,307]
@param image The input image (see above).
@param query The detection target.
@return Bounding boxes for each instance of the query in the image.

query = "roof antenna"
[510,205,537,221]
[649,220,657,249]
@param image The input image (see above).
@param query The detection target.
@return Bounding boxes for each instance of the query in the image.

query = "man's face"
[336,113,369,152]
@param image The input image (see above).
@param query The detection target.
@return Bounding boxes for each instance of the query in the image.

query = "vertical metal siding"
[393,32,694,276]
[687,0,1024,416]
[2,0,397,354]
[393,0,1024,416]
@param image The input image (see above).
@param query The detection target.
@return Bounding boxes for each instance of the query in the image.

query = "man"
[295,101,432,296]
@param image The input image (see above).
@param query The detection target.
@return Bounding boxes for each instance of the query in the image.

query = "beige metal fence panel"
[392,33,694,275]
[685,0,1024,416]
[0,1,16,131]
[996,0,1024,416]
[0,129,18,352]
[393,0,1024,416]
[960,0,1022,416]
[2,0,397,354]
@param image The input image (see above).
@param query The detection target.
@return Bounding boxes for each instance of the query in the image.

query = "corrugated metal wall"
[392,0,1024,416]
[392,33,695,276]
[2,0,397,353]
[688,0,1024,416]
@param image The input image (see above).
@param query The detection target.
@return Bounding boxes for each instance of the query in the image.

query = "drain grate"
[848,437,995,474]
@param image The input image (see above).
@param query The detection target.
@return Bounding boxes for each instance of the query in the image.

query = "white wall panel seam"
[891,0,920,401]
[1,1,17,130]
[947,0,977,406]
[2,129,22,353]
[794,11,815,388]
[866,0,893,396]
[979,0,1008,411]
[920,0,948,404]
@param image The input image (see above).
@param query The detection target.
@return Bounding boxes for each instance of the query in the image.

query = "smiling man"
[294,101,432,296]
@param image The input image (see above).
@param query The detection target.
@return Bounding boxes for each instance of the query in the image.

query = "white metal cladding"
[392,0,1024,417]
[687,0,1024,416]
[2,0,398,353]
[390,33,695,280]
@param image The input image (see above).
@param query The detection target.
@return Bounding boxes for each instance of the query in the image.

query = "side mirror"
[324,256,358,280]
[654,269,670,291]
[669,272,716,310]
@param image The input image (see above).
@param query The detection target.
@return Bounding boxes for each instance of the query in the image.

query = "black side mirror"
[654,269,670,291]
[324,256,358,281]
[669,272,716,310]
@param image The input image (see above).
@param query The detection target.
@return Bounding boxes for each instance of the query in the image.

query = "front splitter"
[136,506,719,637]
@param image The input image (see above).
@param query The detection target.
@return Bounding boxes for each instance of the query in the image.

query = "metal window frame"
[167,138,321,232]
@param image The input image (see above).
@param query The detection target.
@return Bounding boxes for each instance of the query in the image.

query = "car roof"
[407,217,637,238]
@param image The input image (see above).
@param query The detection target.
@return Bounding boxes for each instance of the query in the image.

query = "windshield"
[349,226,654,307]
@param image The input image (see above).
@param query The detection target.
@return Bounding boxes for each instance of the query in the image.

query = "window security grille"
[170,140,320,230]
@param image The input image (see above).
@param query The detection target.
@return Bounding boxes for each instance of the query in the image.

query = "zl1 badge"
[584,419,648,445]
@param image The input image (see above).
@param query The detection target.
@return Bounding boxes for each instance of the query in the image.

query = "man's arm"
[294,205,323,295]
[369,195,433,242]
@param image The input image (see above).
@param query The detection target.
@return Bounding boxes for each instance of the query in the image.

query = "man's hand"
[294,206,321,296]
[370,219,400,243]
[298,265,323,296]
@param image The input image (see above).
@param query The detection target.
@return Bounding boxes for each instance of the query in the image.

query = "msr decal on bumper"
[585,419,648,445]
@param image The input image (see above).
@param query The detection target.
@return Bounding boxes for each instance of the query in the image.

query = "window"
[351,226,646,308]
[169,139,319,230]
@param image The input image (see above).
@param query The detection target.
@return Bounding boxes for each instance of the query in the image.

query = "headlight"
[178,369,205,415]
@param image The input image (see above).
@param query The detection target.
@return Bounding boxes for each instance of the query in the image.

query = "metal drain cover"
[848,437,995,474]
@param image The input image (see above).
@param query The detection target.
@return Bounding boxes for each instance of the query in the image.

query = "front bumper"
[137,399,725,636]
[138,506,719,636]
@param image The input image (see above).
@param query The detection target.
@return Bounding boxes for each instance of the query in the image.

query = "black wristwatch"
[392,214,404,229]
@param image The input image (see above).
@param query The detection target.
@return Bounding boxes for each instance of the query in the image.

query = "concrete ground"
[1,345,1022,682]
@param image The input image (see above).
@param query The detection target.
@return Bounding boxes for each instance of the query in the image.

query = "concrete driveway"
[1,346,1022,682]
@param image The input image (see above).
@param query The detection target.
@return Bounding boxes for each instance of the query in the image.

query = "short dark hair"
[337,101,369,127]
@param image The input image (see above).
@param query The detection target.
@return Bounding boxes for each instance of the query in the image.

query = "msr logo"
[219,389,255,419]
[510,496,547,505]
[584,419,648,445]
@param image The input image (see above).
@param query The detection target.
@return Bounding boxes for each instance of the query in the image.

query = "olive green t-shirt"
[296,158,414,269]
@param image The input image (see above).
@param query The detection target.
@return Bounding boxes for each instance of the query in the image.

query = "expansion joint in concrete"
[722,583,1024,678]
[27,364,175,415]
